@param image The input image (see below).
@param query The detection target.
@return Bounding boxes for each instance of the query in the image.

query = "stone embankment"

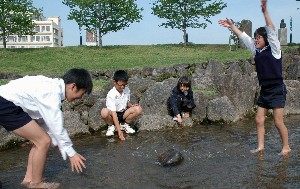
[1,48,300,149]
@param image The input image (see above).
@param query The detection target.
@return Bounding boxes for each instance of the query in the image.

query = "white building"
[86,30,97,46]
[0,15,63,48]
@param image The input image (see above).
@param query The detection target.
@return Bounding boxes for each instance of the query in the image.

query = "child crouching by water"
[100,70,142,141]
[168,76,196,125]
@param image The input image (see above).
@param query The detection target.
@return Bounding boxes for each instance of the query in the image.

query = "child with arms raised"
[0,68,93,188]
[218,0,291,155]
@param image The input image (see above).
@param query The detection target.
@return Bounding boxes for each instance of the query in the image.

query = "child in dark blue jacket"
[168,76,196,125]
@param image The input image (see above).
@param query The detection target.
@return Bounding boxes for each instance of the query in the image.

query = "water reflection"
[0,115,300,189]
[251,153,289,189]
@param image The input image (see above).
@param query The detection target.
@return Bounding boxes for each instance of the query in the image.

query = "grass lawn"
[0,44,253,76]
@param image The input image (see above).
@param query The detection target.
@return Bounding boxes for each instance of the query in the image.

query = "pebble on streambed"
[158,148,184,166]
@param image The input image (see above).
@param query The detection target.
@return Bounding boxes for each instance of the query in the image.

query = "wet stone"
[158,148,184,166]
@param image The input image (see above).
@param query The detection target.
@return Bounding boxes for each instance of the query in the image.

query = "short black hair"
[113,70,128,82]
[177,76,191,88]
[62,68,93,94]
[254,27,269,47]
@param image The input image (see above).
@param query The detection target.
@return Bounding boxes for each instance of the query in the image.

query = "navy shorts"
[116,111,125,123]
[0,96,32,131]
[257,83,287,109]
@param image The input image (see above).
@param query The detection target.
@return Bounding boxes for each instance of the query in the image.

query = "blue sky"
[33,0,300,46]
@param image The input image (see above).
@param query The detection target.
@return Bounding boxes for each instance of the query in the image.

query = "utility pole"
[290,17,292,44]
[79,26,82,46]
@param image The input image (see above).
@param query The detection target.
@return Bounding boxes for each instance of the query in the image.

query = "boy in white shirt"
[100,70,142,141]
[0,68,93,188]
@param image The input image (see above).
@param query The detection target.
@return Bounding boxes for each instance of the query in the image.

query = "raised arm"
[261,0,274,30]
[219,17,256,55]
[218,18,243,37]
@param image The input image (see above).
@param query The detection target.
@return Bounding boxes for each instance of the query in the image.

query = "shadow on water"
[1,115,300,189]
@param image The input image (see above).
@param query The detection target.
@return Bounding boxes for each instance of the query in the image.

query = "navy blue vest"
[254,46,283,86]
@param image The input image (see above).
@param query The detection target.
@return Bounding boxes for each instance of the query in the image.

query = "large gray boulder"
[127,76,156,103]
[285,55,300,81]
[205,60,225,75]
[88,98,106,131]
[137,115,176,131]
[0,127,22,150]
[139,78,177,115]
[192,92,210,123]
[284,80,300,114]
[136,115,193,131]
[207,96,240,122]
[64,111,90,135]
[152,67,177,81]
[213,72,258,117]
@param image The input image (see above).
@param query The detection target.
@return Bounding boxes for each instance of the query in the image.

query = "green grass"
[194,87,218,97]
[0,44,253,76]
[92,79,109,91]
[0,79,9,85]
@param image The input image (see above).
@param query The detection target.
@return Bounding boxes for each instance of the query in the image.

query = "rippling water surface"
[1,115,300,189]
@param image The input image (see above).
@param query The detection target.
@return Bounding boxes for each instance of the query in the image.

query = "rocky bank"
[1,47,300,149]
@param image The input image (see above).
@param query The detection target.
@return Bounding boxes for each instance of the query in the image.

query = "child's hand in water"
[177,116,183,125]
[183,112,190,118]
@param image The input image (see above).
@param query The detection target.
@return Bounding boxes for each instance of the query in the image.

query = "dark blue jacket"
[168,86,196,116]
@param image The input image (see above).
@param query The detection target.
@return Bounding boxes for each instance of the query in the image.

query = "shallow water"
[1,115,300,189]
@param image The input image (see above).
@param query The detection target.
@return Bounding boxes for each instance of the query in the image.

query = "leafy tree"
[63,0,143,47]
[151,0,227,47]
[229,20,241,51]
[0,0,41,48]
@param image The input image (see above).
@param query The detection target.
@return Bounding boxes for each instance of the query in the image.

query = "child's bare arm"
[127,101,138,108]
[261,0,274,30]
[112,112,125,140]
[218,18,243,37]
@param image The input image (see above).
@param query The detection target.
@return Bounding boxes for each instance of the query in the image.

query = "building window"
[46,26,50,31]
[18,36,28,42]
[39,36,50,42]
[36,36,40,42]
[41,26,46,32]
[53,28,58,35]
[8,36,17,42]
[35,26,40,32]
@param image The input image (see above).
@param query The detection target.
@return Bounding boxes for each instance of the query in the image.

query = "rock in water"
[158,148,183,166]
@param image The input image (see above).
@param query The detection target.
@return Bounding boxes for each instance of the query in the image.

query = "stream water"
[0,115,300,189]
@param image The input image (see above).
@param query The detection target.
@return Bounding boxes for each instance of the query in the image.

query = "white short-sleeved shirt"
[106,86,130,112]
[0,75,75,160]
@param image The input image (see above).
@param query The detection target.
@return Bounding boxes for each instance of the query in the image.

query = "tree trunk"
[1,31,7,49]
[3,39,7,49]
[183,29,187,48]
[98,29,102,47]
